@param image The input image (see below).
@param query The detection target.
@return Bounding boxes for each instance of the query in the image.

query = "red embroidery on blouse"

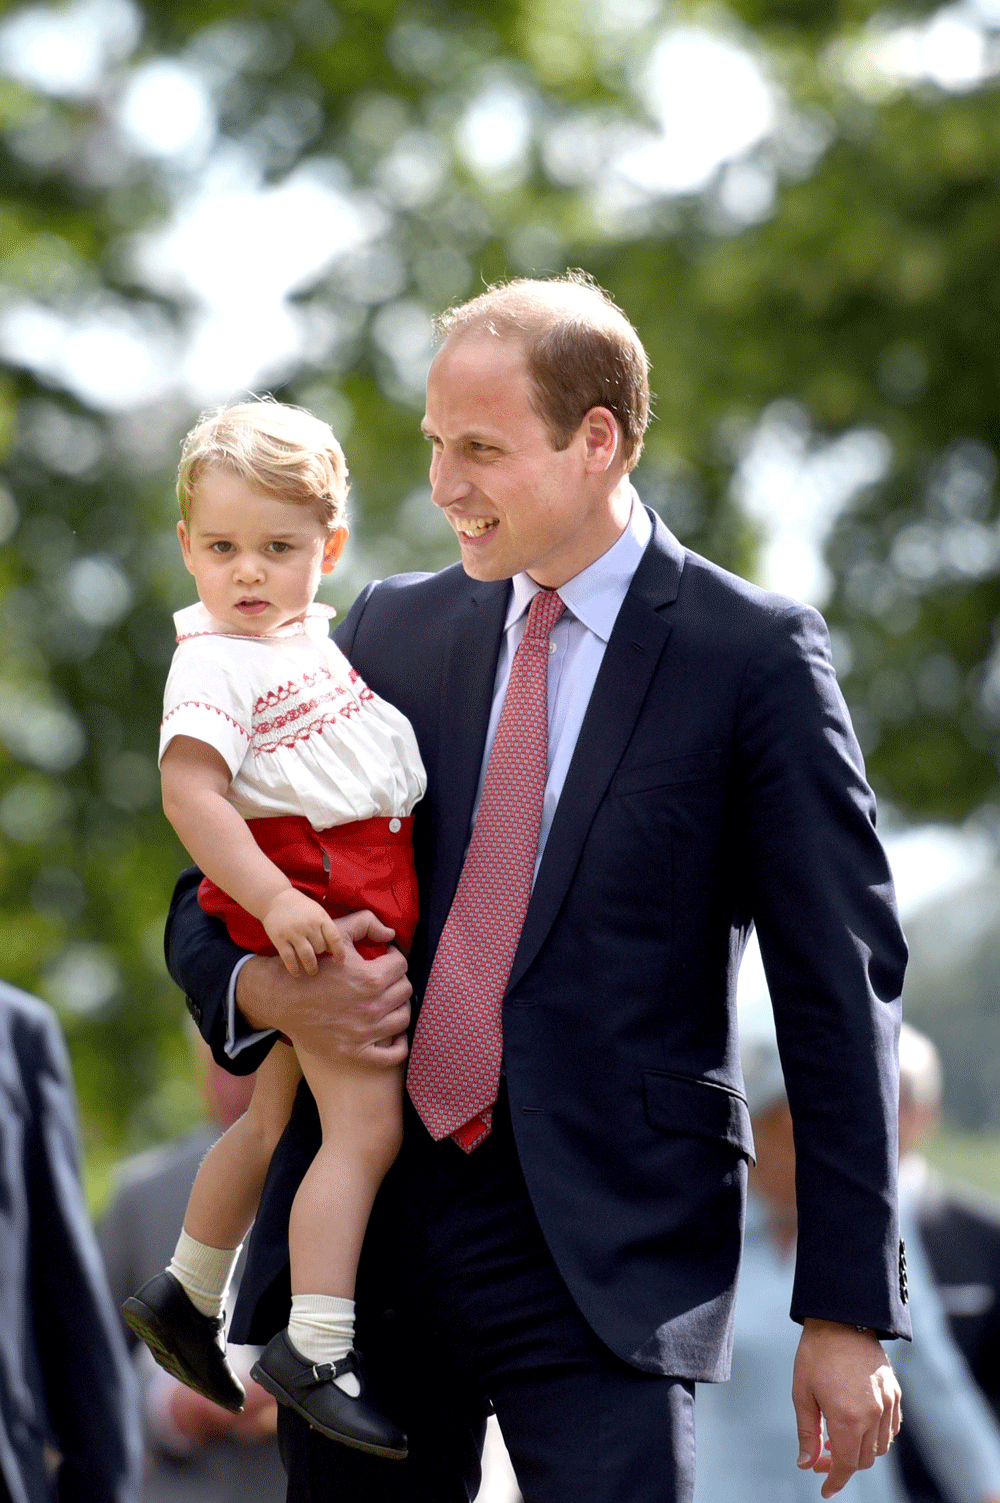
[253,669,347,716]
[249,667,376,756]
[161,702,251,738]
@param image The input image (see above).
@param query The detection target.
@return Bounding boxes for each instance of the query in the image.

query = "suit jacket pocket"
[614,748,724,796]
[642,1070,755,1160]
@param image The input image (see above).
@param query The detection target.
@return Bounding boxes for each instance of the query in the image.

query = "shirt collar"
[173,600,336,643]
[505,484,652,642]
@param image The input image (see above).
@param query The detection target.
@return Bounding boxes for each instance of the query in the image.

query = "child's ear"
[322,525,349,573]
[177,520,196,576]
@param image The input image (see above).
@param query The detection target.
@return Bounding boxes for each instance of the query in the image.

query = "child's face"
[178,466,347,635]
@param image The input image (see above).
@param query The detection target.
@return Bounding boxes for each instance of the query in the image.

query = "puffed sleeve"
[159,641,253,778]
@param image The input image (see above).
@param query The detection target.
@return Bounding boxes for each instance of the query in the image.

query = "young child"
[123,399,425,1460]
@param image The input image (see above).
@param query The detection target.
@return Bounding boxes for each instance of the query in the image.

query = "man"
[166,274,909,1502]
[894,1024,1000,1503]
[694,1030,1000,1503]
[98,1035,285,1503]
[0,978,142,1502]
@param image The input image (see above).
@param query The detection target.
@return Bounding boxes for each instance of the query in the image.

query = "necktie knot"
[523,588,565,643]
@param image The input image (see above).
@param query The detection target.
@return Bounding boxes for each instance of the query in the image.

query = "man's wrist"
[227,954,277,1055]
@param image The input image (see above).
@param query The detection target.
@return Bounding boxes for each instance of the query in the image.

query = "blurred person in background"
[894,1024,1000,1503]
[98,1032,285,1503]
[692,1030,1000,1503]
[0,978,142,1503]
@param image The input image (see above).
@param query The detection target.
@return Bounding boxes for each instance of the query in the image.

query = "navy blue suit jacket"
[0,982,142,1503]
[167,513,911,1379]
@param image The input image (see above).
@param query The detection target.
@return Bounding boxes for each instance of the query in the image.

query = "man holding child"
[167,274,910,1502]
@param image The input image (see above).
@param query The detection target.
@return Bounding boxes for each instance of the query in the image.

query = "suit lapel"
[507,515,685,992]
[424,577,510,949]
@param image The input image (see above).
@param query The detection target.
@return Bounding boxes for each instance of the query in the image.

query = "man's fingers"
[794,1395,823,1471]
[874,1390,896,1457]
[819,1381,899,1495]
[319,918,346,964]
[339,908,395,945]
[361,1033,409,1067]
[821,1455,859,1498]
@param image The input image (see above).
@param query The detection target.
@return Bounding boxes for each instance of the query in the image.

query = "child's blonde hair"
[177,398,349,530]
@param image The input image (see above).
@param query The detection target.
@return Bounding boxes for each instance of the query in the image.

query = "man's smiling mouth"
[454,518,498,538]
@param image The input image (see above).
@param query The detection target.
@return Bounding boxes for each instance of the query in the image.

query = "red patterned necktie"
[407,587,566,1151]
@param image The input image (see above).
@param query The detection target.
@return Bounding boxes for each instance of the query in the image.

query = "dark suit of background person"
[98,1045,286,1503]
[166,502,910,1497]
[0,979,142,1503]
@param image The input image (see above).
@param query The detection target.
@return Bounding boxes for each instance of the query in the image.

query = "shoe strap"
[308,1350,364,1387]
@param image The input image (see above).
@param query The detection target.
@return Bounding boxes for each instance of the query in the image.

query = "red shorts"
[197,813,419,961]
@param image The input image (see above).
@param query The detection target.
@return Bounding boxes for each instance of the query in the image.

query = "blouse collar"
[173,600,336,644]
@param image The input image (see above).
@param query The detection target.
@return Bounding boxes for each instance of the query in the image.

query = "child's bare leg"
[166,1041,301,1317]
[123,1042,302,1415]
[184,1041,302,1248]
[288,1048,403,1298]
[250,1044,408,1456]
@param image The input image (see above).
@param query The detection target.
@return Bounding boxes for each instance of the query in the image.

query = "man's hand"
[236,909,412,1067]
[793,1319,902,1498]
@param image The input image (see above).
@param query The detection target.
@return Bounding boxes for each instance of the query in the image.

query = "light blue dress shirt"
[472,487,651,879]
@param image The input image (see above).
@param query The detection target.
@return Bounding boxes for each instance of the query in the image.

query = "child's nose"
[233,552,265,582]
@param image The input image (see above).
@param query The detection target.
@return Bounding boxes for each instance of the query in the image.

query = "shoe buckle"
[310,1362,333,1384]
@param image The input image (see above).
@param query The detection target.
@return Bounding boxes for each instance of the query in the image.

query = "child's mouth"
[236,599,269,615]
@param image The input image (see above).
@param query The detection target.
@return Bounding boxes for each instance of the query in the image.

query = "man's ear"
[580,407,620,473]
[177,519,196,576]
[322,525,350,573]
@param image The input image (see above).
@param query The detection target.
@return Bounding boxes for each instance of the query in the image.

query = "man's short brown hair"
[434,272,651,470]
[177,398,349,529]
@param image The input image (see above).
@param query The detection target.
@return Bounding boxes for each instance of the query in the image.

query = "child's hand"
[262,889,346,976]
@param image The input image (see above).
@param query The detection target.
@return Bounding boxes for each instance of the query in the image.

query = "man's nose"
[430,450,472,510]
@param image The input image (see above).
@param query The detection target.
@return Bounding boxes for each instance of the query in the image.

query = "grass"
[924,1125,1000,1200]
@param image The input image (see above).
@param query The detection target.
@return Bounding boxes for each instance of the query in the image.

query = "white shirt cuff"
[225,953,277,1058]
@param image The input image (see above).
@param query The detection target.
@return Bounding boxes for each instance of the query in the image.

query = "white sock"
[167,1229,242,1321]
[287,1294,360,1397]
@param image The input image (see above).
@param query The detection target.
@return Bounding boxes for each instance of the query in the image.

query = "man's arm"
[738,603,909,1329]
[164,868,412,1072]
[737,603,909,1492]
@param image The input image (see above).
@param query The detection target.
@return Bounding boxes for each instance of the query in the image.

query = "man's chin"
[458,550,509,583]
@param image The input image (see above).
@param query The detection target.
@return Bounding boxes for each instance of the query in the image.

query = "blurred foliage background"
[1,0,1000,1199]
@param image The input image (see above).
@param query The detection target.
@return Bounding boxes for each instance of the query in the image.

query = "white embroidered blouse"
[160,602,426,831]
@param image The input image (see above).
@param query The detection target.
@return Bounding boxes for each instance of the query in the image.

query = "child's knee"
[241,1098,289,1156]
[361,1094,404,1178]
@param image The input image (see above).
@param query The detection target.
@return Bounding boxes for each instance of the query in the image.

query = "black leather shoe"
[251,1330,407,1459]
[122,1271,245,1413]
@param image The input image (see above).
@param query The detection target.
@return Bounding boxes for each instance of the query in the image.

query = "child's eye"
[211,541,233,554]
[269,541,291,554]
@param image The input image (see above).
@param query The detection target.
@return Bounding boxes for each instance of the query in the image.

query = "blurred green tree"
[1,0,999,1172]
